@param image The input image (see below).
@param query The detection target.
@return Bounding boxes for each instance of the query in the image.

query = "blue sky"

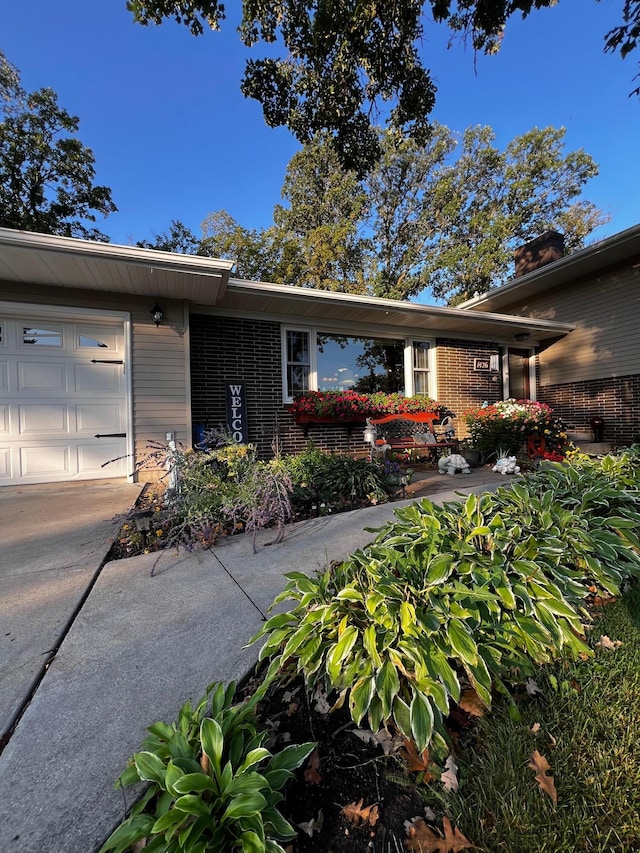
[3,0,639,250]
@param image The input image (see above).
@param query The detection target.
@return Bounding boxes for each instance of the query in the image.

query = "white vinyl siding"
[495,265,640,386]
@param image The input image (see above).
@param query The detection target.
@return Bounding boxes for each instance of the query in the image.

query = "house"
[0,227,574,486]
[461,225,640,449]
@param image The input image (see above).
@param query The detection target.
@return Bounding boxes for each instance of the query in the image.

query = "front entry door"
[508,348,531,400]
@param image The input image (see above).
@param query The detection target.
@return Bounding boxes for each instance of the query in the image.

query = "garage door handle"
[91,359,124,364]
[95,433,126,438]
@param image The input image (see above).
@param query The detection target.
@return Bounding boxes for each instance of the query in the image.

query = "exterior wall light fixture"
[151,302,165,327]
[514,332,530,342]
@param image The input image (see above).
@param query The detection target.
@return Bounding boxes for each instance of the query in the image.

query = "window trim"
[282,325,435,403]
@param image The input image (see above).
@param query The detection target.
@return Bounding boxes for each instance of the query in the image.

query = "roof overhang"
[216,278,574,344]
[460,223,640,313]
[0,228,575,344]
[0,227,235,303]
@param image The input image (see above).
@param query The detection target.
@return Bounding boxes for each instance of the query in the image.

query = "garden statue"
[492,456,521,475]
[438,453,472,475]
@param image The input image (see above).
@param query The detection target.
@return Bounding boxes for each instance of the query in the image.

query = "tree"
[425,125,609,303]
[136,218,202,253]
[365,125,458,300]
[138,124,606,303]
[0,51,117,240]
[268,125,607,303]
[199,209,301,281]
[273,136,373,292]
[0,51,20,103]
[603,0,640,95]
[126,0,640,173]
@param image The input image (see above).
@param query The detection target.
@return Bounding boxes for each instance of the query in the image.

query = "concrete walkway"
[0,471,505,853]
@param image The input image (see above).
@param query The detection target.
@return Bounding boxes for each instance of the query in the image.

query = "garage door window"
[79,335,109,348]
[22,326,62,346]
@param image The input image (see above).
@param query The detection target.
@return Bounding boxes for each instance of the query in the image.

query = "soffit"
[0,228,234,303]
[216,279,574,344]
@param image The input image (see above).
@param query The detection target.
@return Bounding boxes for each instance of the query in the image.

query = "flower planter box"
[294,414,366,424]
[294,413,366,437]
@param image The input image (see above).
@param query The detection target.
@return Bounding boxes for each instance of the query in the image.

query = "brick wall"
[538,374,640,447]
[190,314,372,457]
[436,339,503,435]
[191,314,284,458]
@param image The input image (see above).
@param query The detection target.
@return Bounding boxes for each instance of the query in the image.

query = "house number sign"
[473,354,500,372]
[226,381,248,443]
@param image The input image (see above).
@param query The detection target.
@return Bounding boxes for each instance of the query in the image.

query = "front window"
[284,328,424,401]
[412,341,431,395]
[286,330,310,396]
[316,334,404,394]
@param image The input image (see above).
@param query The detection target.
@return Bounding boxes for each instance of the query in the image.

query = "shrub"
[250,451,640,759]
[220,462,294,553]
[462,398,568,459]
[279,444,391,516]
[100,681,314,853]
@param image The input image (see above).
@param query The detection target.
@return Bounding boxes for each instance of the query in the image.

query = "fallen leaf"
[441,755,459,793]
[282,686,300,703]
[297,809,323,837]
[525,678,542,695]
[313,684,331,713]
[592,595,617,607]
[458,688,486,717]
[341,798,380,827]
[596,635,623,650]
[404,816,474,852]
[351,727,403,755]
[200,752,210,774]
[401,739,437,782]
[530,722,541,734]
[578,652,590,661]
[285,701,299,716]
[548,733,557,747]
[304,747,322,784]
[528,750,558,804]
[351,728,379,748]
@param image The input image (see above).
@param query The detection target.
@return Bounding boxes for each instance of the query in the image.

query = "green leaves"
[200,717,224,771]
[410,691,435,753]
[102,680,316,853]
[106,447,640,853]
[247,448,640,766]
[446,619,478,665]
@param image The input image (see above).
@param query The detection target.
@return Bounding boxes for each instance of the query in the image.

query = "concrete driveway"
[0,479,143,741]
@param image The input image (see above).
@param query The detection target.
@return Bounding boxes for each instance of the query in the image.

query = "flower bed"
[462,398,569,459]
[288,391,453,421]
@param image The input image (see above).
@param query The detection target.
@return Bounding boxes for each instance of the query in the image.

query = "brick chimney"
[514,231,565,278]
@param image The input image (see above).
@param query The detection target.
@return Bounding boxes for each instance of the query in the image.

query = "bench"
[365,413,458,462]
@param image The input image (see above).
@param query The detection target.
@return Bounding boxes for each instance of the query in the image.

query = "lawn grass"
[444,586,640,852]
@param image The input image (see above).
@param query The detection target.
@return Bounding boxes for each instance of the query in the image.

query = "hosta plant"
[100,680,314,853]
[250,452,640,761]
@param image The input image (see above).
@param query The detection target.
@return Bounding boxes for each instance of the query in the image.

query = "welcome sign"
[226,381,248,443]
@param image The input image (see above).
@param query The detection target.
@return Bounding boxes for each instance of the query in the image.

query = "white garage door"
[0,314,129,485]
